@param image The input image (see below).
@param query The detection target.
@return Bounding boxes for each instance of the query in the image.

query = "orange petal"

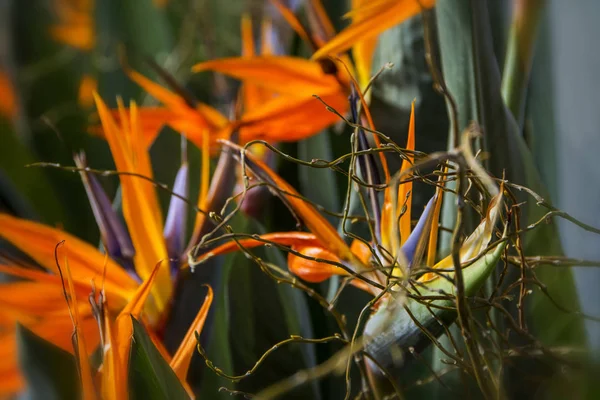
[241,13,255,57]
[95,94,171,311]
[288,246,346,282]
[50,22,95,51]
[270,0,314,48]
[62,254,97,399]
[350,239,372,265]
[113,261,164,390]
[233,149,360,268]
[101,295,124,400]
[350,0,377,88]
[0,70,17,119]
[307,0,337,43]
[0,280,89,321]
[426,166,447,267]
[0,214,138,302]
[127,69,190,111]
[0,333,24,394]
[126,69,228,144]
[398,100,415,245]
[193,56,342,97]
[312,0,435,60]
[239,91,348,143]
[78,74,97,108]
[420,188,504,282]
[119,260,164,319]
[170,286,213,382]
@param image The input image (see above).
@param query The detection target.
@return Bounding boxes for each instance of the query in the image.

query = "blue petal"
[400,196,436,267]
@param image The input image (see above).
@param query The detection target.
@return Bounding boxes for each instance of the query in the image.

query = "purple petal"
[400,196,437,268]
[164,162,189,274]
[75,154,136,272]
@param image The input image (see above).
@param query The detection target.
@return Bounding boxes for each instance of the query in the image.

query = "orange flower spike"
[62,251,97,400]
[170,286,213,383]
[312,0,436,61]
[426,165,447,267]
[398,100,416,245]
[94,93,171,311]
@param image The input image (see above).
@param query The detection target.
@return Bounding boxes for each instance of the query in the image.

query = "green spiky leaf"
[16,324,79,400]
[129,317,189,400]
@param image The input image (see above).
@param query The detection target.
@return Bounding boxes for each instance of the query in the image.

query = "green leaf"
[11,2,99,241]
[298,131,340,225]
[433,0,585,396]
[129,317,189,400]
[197,253,235,400]
[436,0,584,347]
[16,324,79,400]
[0,119,65,221]
[470,0,584,347]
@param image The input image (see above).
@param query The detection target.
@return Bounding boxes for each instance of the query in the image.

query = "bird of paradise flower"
[188,102,506,373]
[0,94,225,395]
